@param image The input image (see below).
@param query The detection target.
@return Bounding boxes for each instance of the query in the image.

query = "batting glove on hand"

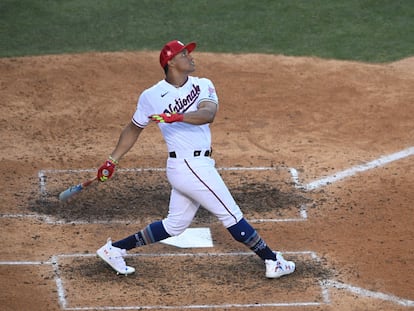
[97,158,117,182]
[150,112,184,123]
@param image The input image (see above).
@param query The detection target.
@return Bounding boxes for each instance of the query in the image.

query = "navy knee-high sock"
[227,218,276,261]
[112,220,170,250]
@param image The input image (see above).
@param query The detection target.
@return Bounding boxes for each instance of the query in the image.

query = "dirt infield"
[0,51,413,311]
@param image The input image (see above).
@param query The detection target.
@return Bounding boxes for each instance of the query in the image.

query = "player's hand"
[150,112,184,123]
[97,158,117,182]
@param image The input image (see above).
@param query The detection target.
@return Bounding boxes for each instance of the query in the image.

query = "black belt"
[169,150,212,158]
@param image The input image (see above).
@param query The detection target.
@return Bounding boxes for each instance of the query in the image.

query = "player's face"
[172,49,195,73]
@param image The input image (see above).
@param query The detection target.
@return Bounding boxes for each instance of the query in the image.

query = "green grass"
[1,0,413,62]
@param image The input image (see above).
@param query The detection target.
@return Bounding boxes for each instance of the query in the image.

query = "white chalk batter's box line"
[1,251,413,310]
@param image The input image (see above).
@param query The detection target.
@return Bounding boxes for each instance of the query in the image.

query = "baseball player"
[96,40,295,278]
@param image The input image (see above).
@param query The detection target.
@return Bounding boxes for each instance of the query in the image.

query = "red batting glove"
[97,158,117,182]
[150,112,184,123]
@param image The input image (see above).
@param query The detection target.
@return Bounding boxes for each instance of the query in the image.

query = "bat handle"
[83,176,98,187]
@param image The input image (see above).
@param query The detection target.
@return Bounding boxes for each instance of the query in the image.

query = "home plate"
[161,228,213,248]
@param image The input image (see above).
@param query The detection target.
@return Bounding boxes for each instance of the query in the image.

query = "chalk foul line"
[292,147,414,190]
[323,280,414,307]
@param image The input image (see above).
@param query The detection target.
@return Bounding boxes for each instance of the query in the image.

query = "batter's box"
[55,251,331,309]
[34,167,310,223]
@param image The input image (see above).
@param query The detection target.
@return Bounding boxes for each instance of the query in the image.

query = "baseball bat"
[58,176,98,201]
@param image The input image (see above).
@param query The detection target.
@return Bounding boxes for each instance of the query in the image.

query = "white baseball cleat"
[265,252,295,278]
[96,238,135,275]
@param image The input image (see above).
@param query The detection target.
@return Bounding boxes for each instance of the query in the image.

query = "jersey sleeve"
[197,78,218,107]
[131,91,151,128]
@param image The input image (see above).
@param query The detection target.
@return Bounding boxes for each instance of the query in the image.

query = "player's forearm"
[182,105,216,125]
[149,102,217,125]
[110,122,142,161]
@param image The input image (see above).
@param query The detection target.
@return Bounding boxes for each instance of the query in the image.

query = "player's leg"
[172,161,261,253]
[99,189,199,249]
[111,188,199,250]
[162,188,201,236]
[177,158,295,278]
[186,173,276,261]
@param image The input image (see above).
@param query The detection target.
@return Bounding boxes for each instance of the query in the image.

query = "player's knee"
[217,207,244,229]
[162,218,189,237]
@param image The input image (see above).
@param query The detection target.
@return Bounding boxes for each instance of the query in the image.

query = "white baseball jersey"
[131,75,243,234]
[132,76,218,153]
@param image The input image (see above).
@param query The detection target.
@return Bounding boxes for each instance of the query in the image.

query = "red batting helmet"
[159,40,196,68]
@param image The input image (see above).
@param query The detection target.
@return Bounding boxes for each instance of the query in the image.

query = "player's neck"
[165,73,189,88]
